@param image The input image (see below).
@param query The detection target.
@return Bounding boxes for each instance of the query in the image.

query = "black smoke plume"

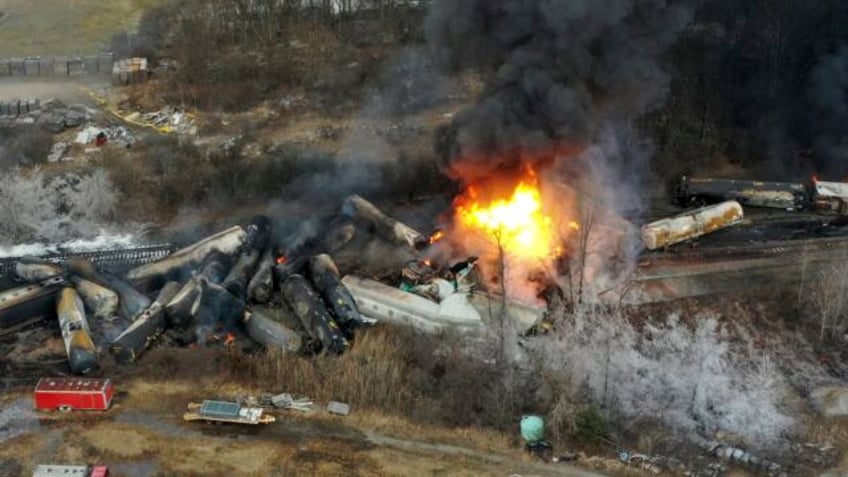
[426,0,695,182]
[810,46,848,176]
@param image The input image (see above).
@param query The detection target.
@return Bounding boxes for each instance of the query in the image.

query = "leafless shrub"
[537,303,795,449]
[0,167,120,244]
[805,263,848,341]
[0,128,53,170]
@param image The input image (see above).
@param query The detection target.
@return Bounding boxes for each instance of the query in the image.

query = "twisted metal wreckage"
[0,195,544,375]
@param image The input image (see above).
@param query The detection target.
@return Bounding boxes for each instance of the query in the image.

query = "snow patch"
[0,232,140,258]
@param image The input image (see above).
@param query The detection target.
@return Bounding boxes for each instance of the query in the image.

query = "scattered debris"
[619,453,663,475]
[183,400,275,425]
[74,125,101,144]
[271,393,314,412]
[279,94,306,110]
[46,142,68,163]
[133,105,196,135]
[326,401,350,416]
[694,436,785,476]
[74,124,135,147]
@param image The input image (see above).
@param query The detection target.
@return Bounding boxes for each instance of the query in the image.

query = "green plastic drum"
[520,415,545,444]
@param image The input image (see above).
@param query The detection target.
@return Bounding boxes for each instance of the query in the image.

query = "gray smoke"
[426,0,695,181]
[810,46,848,176]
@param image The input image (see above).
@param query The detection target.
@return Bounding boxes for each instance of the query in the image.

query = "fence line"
[0,53,114,77]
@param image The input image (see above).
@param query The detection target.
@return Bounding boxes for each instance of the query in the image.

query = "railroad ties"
[0,244,178,278]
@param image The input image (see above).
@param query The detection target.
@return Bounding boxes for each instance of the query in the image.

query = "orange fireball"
[455,173,558,260]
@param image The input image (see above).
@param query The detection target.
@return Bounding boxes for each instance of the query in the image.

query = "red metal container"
[90,465,110,477]
[34,377,114,412]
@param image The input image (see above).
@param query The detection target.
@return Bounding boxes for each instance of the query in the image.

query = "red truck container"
[90,465,110,477]
[34,377,114,412]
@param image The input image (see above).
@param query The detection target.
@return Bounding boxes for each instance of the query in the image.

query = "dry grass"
[233,325,516,431]
[240,325,424,410]
[0,0,167,56]
[349,411,514,453]
[78,423,156,458]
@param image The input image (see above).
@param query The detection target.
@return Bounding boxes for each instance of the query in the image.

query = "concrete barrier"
[0,53,114,77]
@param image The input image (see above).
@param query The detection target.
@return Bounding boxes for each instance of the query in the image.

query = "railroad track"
[0,244,177,278]
[638,235,848,269]
[617,235,848,304]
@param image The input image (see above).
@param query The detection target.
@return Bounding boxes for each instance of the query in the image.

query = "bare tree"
[560,196,595,308]
[806,263,848,341]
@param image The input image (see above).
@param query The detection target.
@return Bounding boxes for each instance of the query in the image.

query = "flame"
[276,255,288,265]
[455,171,559,260]
[429,229,445,244]
[225,332,235,347]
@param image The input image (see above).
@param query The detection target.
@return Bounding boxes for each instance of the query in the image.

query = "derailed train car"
[675,175,848,216]
[674,176,807,210]
[812,180,848,215]
[642,200,744,250]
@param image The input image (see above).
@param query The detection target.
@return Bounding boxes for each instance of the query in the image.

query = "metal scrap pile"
[121,106,196,135]
[0,195,543,376]
[0,215,363,374]
[0,98,90,131]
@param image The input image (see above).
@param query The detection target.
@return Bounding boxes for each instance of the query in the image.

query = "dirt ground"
[0,77,106,102]
[0,0,166,56]
[0,375,608,477]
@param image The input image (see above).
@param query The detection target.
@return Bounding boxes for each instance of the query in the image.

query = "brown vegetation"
[117,0,425,113]
[232,325,528,431]
[0,127,54,170]
[97,132,450,223]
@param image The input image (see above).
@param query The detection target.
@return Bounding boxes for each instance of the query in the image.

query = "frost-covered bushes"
[0,167,119,244]
[541,307,796,449]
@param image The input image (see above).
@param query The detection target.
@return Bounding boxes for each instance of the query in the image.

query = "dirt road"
[0,379,610,477]
[0,77,105,103]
